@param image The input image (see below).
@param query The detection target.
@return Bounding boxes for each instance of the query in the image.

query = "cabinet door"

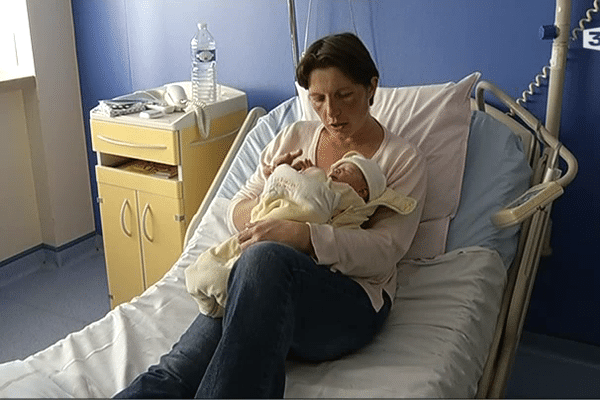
[97,183,145,308]
[137,191,185,288]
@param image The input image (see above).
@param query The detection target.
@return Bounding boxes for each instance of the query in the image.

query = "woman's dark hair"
[296,33,379,91]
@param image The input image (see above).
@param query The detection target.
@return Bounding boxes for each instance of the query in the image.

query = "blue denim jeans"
[114,242,391,398]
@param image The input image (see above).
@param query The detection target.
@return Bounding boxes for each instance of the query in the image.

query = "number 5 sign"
[584,27,600,51]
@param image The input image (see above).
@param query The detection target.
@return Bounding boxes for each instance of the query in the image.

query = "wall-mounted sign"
[583,27,600,51]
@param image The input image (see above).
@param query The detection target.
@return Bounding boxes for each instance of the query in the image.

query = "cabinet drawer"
[96,165,182,198]
[91,120,179,165]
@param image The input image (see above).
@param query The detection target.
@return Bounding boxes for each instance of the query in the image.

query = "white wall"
[26,0,94,247]
[0,0,94,262]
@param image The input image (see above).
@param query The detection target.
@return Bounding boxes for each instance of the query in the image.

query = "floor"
[1,236,600,398]
[0,236,110,364]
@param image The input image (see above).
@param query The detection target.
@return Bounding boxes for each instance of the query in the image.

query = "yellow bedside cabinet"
[91,83,247,308]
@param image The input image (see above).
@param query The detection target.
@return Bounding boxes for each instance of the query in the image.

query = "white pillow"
[295,72,480,259]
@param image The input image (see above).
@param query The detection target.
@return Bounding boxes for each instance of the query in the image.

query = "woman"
[115,32,427,399]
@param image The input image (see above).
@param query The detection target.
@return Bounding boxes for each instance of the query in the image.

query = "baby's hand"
[291,158,314,171]
[263,164,275,178]
[263,149,303,177]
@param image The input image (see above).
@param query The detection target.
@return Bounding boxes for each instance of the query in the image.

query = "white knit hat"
[331,151,386,202]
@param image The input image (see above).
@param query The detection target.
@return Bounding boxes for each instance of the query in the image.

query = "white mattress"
[0,196,506,398]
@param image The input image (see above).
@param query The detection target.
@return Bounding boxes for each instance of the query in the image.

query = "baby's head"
[329,152,386,202]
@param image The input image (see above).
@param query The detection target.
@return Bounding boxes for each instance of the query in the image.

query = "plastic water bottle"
[191,22,217,104]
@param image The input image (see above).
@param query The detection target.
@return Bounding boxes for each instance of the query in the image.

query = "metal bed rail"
[475,81,577,190]
[474,81,578,398]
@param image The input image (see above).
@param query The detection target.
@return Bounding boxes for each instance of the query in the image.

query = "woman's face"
[308,67,377,138]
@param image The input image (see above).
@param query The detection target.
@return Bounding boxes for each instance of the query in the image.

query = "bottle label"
[195,49,216,62]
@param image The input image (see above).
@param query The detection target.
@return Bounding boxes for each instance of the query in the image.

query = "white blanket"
[0,197,506,398]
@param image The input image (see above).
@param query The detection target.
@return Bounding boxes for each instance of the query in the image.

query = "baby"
[252,150,385,225]
[185,151,417,317]
[263,149,373,202]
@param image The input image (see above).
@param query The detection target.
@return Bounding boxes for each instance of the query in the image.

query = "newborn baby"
[252,150,382,224]
[185,151,417,317]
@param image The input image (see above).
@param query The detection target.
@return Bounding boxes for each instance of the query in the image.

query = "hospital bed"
[0,1,579,398]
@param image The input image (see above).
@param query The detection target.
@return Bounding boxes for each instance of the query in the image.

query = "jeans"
[114,242,391,399]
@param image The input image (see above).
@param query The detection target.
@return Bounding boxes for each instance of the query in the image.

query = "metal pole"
[545,0,571,138]
[288,0,300,70]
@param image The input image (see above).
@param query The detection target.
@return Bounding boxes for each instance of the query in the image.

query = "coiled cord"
[514,65,551,110]
[571,0,600,40]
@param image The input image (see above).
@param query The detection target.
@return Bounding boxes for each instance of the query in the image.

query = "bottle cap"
[198,22,207,29]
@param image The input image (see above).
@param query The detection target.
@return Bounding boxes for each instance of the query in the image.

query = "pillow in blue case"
[446,110,532,268]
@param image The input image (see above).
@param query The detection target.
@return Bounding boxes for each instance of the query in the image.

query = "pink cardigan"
[228,121,427,311]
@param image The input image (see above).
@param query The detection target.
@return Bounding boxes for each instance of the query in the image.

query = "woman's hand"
[237,219,315,256]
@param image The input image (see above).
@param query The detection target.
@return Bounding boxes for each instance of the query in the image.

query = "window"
[0,6,18,71]
[0,0,34,75]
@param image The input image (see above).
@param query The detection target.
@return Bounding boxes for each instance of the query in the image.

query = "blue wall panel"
[72,0,600,346]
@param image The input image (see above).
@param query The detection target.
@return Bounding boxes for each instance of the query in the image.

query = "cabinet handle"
[142,203,153,242]
[120,199,132,237]
[97,135,168,150]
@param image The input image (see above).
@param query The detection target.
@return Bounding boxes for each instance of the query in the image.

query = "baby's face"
[328,162,369,201]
